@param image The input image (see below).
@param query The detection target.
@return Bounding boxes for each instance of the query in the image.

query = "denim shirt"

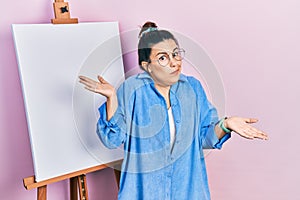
[97,72,231,200]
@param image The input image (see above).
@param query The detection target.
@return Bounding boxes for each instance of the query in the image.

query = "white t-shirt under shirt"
[168,107,176,151]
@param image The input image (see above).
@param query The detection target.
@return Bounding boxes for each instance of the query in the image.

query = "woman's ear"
[141,61,149,72]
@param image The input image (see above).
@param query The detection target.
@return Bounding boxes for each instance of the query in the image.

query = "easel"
[23,2,122,199]
[23,159,122,200]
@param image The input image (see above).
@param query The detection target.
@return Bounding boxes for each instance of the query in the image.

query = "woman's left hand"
[224,117,269,140]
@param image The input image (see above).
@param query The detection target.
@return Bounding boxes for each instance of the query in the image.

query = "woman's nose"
[169,56,180,67]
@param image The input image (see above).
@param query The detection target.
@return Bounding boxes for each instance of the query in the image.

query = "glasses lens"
[156,48,185,67]
[174,49,185,61]
[158,55,170,67]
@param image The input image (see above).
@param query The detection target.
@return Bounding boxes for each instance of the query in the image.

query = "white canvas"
[12,22,124,182]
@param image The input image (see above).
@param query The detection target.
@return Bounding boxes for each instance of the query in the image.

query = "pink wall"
[1,0,299,199]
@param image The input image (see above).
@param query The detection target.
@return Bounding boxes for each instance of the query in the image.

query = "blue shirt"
[97,72,231,200]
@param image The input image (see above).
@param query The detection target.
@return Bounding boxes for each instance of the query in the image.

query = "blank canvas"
[12,22,124,182]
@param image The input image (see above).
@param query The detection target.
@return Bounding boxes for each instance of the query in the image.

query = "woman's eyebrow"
[155,51,168,56]
[155,47,179,56]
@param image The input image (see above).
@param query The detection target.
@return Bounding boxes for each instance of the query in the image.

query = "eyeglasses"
[150,48,185,67]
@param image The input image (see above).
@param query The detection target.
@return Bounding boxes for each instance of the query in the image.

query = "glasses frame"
[150,48,185,67]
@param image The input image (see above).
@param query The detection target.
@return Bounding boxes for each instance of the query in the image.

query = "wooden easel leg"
[114,169,121,189]
[70,175,88,200]
[70,177,78,200]
[77,175,88,200]
[37,185,47,200]
[113,162,122,189]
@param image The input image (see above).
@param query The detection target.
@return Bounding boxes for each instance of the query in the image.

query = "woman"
[79,22,268,200]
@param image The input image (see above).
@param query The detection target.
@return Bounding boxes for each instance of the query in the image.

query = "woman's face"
[143,39,182,87]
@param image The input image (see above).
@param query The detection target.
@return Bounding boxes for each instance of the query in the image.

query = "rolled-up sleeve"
[189,77,231,149]
[200,100,231,149]
[96,85,127,149]
[201,120,231,149]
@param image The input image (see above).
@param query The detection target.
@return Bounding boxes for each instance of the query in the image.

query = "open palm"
[79,75,115,98]
[225,117,268,140]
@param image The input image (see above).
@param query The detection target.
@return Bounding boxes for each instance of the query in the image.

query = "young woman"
[79,22,268,200]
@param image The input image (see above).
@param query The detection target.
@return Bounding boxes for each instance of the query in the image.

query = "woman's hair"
[138,21,179,67]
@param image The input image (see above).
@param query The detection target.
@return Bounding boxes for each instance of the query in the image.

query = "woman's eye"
[173,52,179,57]
[158,55,168,61]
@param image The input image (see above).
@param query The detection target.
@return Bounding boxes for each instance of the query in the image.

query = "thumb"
[245,118,259,124]
[97,75,108,84]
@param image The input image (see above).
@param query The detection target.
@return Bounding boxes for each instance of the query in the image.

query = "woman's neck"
[155,84,171,108]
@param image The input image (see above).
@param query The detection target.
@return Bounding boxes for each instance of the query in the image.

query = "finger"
[248,126,266,135]
[79,79,90,87]
[98,75,108,84]
[254,134,269,140]
[79,79,95,88]
[248,131,265,140]
[248,126,269,137]
[246,126,260,135]
[79,79,96,89]
[238,129,254,140]
[79,75,92,82]
[240,133,254,140]
[245,118,259,124]
[253,131,269,140]
[84,86,98,93]
[78,75,87,80]
[244,131,255,139]
[79,76,96,85]
[244,127,268,140]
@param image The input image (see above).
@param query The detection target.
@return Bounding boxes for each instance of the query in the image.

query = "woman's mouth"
[170,68,180,75]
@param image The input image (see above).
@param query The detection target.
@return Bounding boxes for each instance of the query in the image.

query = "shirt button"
[176,120,180,123]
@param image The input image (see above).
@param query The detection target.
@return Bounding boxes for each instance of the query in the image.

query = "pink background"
[1,0,299,199]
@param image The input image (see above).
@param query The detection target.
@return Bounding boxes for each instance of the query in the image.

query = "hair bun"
[139,21,158,37]
[142,21,157,29]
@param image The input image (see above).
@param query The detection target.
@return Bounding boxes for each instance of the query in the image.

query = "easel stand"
[23,160,122,200]
[51,0,78,24]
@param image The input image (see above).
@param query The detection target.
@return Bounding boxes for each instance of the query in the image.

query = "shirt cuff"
[205,123,231,149]
[98,103,121,128]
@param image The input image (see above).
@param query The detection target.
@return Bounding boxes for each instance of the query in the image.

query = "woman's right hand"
[79,75,116,98]
[79,75,118,121]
